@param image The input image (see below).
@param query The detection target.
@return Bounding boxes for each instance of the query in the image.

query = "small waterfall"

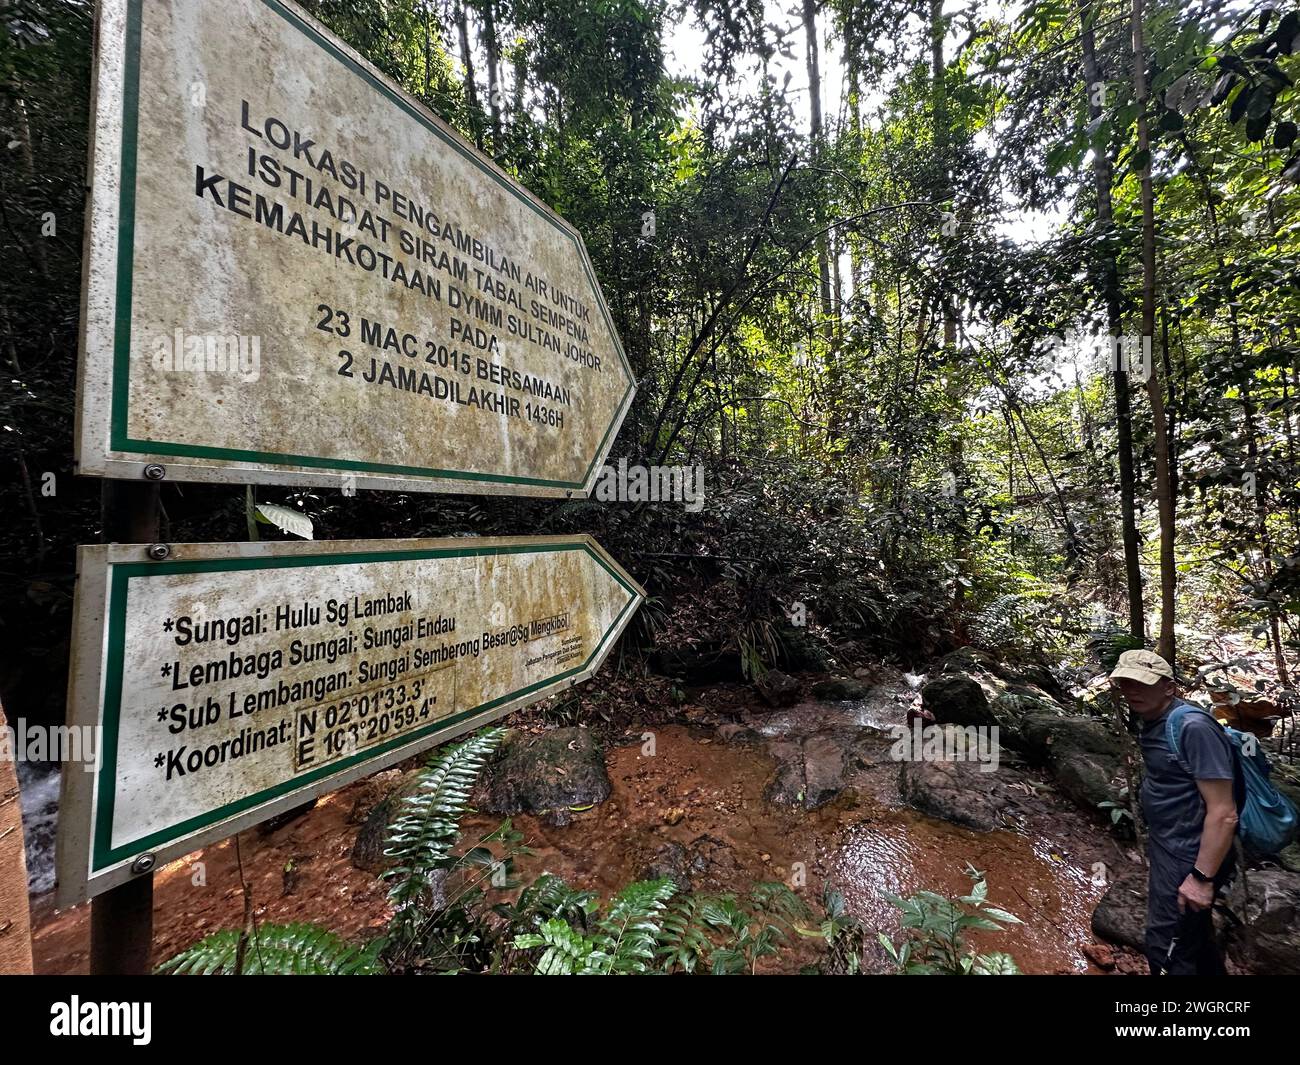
[17,761,59,895]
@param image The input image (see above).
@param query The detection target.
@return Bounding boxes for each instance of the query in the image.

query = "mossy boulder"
[474,727,611,826]
[921,673,997,728]
[1019,712,1125,812]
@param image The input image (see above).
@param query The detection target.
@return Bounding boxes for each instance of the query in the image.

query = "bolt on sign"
[56,536,643,905]
[77,0,635,497]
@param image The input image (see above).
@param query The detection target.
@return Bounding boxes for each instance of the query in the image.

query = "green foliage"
[160,729,818,977]
[512,877,812,975]
[156,923,384,976]
[159,728,508,976]
[797,883,868,975]
[1087,625,1146,671]
[382,727,507,942]
[513,878,677,974]
[878,868,1023,975]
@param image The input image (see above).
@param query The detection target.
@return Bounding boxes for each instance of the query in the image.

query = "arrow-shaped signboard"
[77,0,634,496]
[57,535,642,904]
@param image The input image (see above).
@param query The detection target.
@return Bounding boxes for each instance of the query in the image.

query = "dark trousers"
[1144,845,1234,975]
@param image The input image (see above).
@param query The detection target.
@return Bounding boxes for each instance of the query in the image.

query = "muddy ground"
[31,672,1150,974]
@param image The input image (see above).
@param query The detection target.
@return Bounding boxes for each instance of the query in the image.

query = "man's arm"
[1179,778,1238,912]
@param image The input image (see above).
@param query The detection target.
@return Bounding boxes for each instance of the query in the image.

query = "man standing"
[1110,650,1241,975]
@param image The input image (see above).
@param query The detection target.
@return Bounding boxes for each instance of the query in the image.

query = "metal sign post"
[89,479,160,974]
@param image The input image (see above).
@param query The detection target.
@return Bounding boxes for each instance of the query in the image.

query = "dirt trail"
[30,689,1126,974]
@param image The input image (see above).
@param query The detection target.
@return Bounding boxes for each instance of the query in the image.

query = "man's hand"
[1178,873,1215,912]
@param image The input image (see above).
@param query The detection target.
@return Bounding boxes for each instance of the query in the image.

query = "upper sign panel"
[77,0,635,496]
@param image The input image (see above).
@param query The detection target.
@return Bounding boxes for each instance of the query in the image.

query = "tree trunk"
[802,0,833,334]
[1131,0,1176,667]
[456,0,483,148]
[480,0,503,147]
[1079,0,1144,640]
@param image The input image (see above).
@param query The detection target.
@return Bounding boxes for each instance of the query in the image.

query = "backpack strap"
[1165,702,1247,811]
[1164,701,1213,775]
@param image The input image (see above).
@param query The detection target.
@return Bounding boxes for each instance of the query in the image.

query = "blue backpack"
[1166,702,1299,856]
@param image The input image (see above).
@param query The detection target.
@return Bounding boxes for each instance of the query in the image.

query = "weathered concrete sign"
[56,536,643,904]
[77,0,634,497]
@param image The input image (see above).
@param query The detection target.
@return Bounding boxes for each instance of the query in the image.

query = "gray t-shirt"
[1139,700,1236,861]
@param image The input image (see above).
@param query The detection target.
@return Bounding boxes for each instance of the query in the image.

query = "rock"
[351,769,427,872]
[763,730,870,809]
[347,768,403,824]
[811,677,870,701]
[1082,942,1116,970]
[663,807,685,826]
[802,732,849,808]
[640,841,692,891]
[896,728,1008,830]
[475,727,611,826]
[938,646,1071,704]
[756,669,801,707]
[921,673,996,728]
[1275,839,1300,874]
[1055,753,1123,812]
[990,689,1058,728]
[1018,712,1125,813]
[1230,868,1300,975]
[1018,712,1122,761]
[936,646,1001,675]
[1275,777,1300,818]
[1091,873,1147,950]
[715,722,763,746]
[764,740,807,805]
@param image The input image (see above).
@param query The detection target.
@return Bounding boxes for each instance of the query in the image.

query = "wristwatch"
[1190,866,1215,884]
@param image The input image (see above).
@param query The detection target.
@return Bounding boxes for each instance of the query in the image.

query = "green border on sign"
[109,0,633,489]
[92,540,638,872]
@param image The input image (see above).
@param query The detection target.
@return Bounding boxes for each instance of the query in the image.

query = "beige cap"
[1109,649,1174,686]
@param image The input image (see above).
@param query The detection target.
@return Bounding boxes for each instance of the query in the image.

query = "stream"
[27,683,1122,974]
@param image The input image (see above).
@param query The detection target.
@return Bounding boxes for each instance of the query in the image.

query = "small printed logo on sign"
[49,997,151,1045]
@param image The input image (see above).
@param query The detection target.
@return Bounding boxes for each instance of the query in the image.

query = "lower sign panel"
[57,535,642,905]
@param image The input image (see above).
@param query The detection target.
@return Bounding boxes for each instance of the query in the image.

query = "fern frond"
[157,923,382,975]
[514,917,600,975]
[655,894,716,973]
[383,727,506,920]
[591,878,677,974]
[500,871,597,931]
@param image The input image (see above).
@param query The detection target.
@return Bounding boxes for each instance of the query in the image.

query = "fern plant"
[161,727,828,977]
[159,727,506,976]
[796,884,867,974]
[878,867,1023,975]
[156,923,383,975]
[512,878,811,975]
[513,877,677,974]
[382,727,506,945]
[703,881,810,974]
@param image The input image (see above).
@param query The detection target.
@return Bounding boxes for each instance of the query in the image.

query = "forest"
[1,0,1299,984]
